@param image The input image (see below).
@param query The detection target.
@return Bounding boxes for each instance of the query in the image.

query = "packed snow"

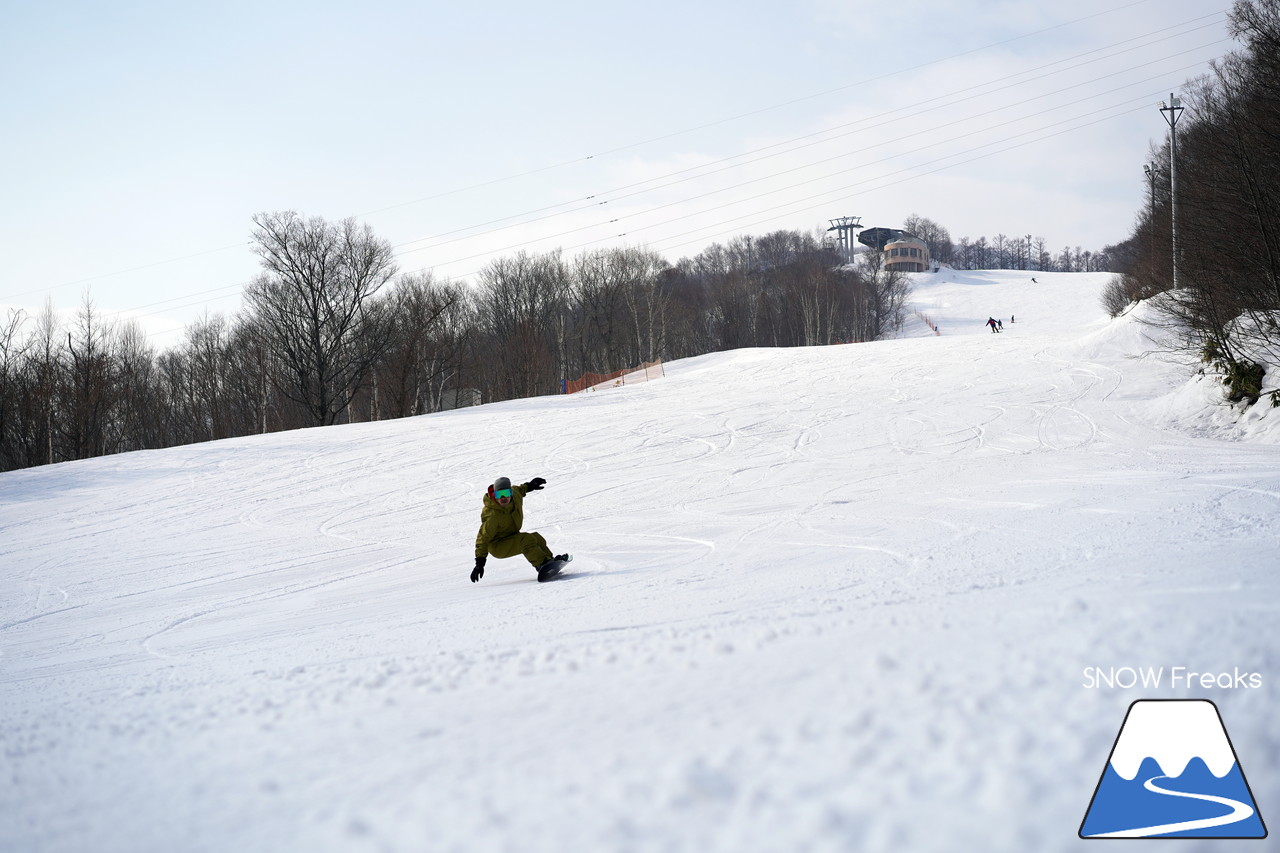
[2,269,1277,852]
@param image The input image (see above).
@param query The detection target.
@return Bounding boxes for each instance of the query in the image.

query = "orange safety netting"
[564,359,664,394]
[914,309,941,335]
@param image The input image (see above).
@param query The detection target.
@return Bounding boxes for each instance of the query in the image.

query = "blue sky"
[0,0,1233,346]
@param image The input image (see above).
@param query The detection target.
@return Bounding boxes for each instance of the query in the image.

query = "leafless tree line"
[1103,0,1280,405]
[900,214,1116,273]
[0,219,908,472]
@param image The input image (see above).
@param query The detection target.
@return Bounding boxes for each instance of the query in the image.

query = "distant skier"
[997,319,1004,330]
[471,476,567,582]
[1011,315,1016,323]
[987,317,1000,333]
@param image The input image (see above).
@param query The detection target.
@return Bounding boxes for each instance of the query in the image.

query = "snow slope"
[3,270,1278,852]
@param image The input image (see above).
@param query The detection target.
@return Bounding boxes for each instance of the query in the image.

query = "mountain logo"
[1080,699,1267,839]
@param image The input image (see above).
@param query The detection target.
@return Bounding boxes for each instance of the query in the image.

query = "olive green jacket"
[475,483,532,558]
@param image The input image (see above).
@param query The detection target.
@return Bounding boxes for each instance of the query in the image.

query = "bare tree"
[30,301,63,466]
[111,319,158,453]
[476,250,569,399]
[61,297,116,460]
[369,272,467,418]
[244,211,397,426]
[855,250,911,340]
[1034,236,1051,271]
[620,248,669,363]
[0,310,29,470]
[571,248,633,375]
[902,214,953,266]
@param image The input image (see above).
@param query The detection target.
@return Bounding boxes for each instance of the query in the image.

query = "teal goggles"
[494,488,513,500]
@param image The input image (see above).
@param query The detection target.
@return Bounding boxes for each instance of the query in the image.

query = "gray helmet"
[493,476,512,492]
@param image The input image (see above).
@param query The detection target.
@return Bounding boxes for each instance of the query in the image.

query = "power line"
[0,242,249,303]
[354,0,1169,218]
[521,98,1173,257]
[6,0,1210,307]
[387,14,1227,259]
[126,81,1201,343]
[383,52,1221,277]
[390,37,1228,265]
[28,7,1231,341]
[648,104,1165,254]
[122,48,1221,341]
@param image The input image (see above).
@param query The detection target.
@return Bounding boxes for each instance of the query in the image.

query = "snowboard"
[537,554,573,582]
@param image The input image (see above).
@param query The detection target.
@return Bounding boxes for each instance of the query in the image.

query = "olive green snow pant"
[486,531,552,567]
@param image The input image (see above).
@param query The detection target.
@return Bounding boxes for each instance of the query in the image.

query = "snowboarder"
[987,317,1000,333]
[471,476,567,582]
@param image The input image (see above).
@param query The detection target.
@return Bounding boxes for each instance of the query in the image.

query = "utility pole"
[827,216,862,264]
[1159,94,1185,289]
[1143,162,1160,282]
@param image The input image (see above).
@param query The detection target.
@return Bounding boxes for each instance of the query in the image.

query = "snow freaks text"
[1082,667,1264,690]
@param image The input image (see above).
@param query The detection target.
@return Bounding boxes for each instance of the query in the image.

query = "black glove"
[528,477,546,491]
[471,555,486,583]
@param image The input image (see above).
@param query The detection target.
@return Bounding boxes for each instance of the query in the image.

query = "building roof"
[858,227,915,250]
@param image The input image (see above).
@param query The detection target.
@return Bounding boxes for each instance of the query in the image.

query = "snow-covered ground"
[3,270,1277,852]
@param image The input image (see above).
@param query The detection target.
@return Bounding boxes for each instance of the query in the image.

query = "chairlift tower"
[827,216,863,264]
